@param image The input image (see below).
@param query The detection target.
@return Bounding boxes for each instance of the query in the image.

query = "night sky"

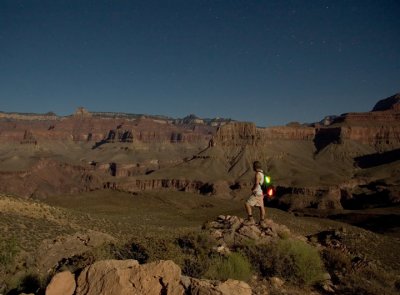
[1,0,399,126]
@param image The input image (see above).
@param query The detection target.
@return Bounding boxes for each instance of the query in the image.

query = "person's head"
[253,161,262,171]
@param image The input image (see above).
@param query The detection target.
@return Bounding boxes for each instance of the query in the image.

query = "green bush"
[274,239,325,285]
[0,237,19,269]
[205,252,252,282]
[239,239,325,286]
[176,232,216,256]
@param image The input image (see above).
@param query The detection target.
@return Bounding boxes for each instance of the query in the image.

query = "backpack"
[261,174,276,199]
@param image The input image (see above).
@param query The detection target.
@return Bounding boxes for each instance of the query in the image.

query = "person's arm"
[251,172,262,193]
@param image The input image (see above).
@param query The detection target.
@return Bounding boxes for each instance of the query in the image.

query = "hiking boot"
[244,216,255,225]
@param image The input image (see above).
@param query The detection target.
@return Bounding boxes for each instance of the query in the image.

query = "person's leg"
[259,205,265,222]
[244,203,255,223]
[245,203,252,217]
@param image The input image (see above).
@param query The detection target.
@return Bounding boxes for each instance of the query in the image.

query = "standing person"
[245,161,265,224]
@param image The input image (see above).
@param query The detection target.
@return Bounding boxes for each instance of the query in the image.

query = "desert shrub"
[143,237,184,264]
[277,229,290,240]
[0,237,19,270]
[204,252,252,282]
[92,243,117,261]
[176,232,216,256]
[181,256,211,278]
[239,239,325,286]
[109,242,149,264]
[176,232,218,278]
[321,248,352,276]
[4,271,45,295]
[338,266,399,295]
[274,239,325,285]
[109,237,182,265]
[237,243,269,275]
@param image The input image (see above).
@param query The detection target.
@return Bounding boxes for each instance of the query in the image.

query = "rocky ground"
[1,193,399,295]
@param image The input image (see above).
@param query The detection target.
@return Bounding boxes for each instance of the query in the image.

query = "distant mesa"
[74,107,92,117]
[372,93,400,112]
[176,114,232,127]
[0,110,58,121]
[0,107,232,127]
[182,114,204,124]
[319,115,339,126]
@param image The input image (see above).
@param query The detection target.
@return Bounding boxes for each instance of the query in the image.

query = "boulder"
[186,277,251,295]
[269,276,285,288]
[217,279,252,295]
[76,259,184,295]
[45,271,75,295]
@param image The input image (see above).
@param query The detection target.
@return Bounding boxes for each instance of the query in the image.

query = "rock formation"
[40,215,303,295]
[203,215,304,248]
[45,271,76,295]
[43,259,252,295]
[76,260,184,295]
[372,93,400,111]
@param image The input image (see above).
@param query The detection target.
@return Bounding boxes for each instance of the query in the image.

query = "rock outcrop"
[182,277,252,295]
[313,93,400,150]
[260,126,315,141]
[76,259,184,295]
[203,215,303,248]
[274,186,343,211]
[44,259,252,295]
[45,271,76,295]
[372,93,400,111]
[213,122,259,146]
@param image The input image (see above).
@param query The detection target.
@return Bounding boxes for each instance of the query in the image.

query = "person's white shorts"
[246,194,264,207]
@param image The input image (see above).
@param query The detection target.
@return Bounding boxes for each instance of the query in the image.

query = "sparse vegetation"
[337,266,399,295]
[205,252,253,281]
[321,247,352,276]
[274,239,325,285]
[239,239,325,286]
[0,236,19,270]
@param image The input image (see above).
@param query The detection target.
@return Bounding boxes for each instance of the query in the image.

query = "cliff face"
[314,95,400,150]
[213,122,259,146]
[260,126,315,141]
[372,93,400,111]
[2,94,399,148]
[0,116,215,145]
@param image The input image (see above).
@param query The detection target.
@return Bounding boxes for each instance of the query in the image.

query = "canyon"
[0,94,399,212]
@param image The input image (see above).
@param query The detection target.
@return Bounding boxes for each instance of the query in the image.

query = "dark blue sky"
[1,0,399,126]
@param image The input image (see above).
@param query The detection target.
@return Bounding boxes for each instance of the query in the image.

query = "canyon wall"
[2,93,399,148]
[0,95,399,209]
